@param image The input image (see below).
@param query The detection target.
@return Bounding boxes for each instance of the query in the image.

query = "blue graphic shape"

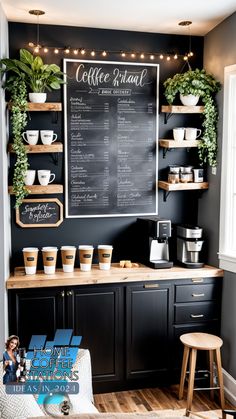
[28,335,47,350]
[56,347,79,376]
[45,341,55,349]
[53,329,73,346]
[71,335,82,346]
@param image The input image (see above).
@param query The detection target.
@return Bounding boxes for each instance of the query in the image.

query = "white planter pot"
[180,94,199,106]
[29,93,47,103]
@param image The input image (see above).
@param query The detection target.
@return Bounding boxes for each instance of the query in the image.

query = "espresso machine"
[137,217,173,268]
[177,225,204,268]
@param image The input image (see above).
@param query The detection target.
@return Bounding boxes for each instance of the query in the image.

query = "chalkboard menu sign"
[16,199,63,228]
[63,59,159,218]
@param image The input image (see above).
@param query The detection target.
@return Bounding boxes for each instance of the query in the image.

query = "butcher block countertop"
[6,264,223,289]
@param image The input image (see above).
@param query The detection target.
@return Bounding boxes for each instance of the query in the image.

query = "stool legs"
[179,345,190,400]
[186,348,197,416]
[215,348,225,410]
[209,350,214,400]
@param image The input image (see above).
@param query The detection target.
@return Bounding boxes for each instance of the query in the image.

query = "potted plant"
[0,49,65,206]
[163,68,221,167]
[0,48,65,103]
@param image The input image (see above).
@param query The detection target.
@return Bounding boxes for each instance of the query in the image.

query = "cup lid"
[42,247,58,251]
[98,245,113,249]
[79,245,93,249]
[61,246,76,250]
[22,247,39,252]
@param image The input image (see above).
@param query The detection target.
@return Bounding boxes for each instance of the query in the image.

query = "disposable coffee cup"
[22,247,39,275]
[61,246,76,273]
[8,360,13,366]
[42,247,58,274]
[98,245,113,270]
[79,245,94,271]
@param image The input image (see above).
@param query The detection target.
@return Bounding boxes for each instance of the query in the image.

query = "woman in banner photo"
[3,335,20,384]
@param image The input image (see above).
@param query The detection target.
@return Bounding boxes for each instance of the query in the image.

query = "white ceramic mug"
[185,127,202,141]
[37,170,55,186]
[24,170,36,186]
[40,130,57,145]
[173,127,185,141]
[22,130,39,145]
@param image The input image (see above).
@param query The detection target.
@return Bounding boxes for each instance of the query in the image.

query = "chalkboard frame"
[16,199,63,228]
[64,59,159,218]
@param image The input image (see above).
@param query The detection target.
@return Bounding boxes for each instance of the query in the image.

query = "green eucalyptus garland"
[198,95,219,167]
[10,80,29,207]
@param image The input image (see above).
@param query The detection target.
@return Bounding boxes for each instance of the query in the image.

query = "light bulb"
[65,48,70,54]
[131,53,136,58]
[91,51,95,56]
[121,52,126,57]
[44,47,48,53]
[150,55,154,60]
[167,56,170,61]
[54,48,59,54]
[80,49,86,55]
[160,54,164,60]
[140,53,145,59]
[102,51,107,57]
[174,54,178,59]
[73,49,78,55]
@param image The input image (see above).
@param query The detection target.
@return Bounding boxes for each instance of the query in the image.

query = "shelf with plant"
[163,68,221,167]
[0,48,65,207]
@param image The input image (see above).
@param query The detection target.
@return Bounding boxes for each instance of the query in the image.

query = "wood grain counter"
[7,264,223,289]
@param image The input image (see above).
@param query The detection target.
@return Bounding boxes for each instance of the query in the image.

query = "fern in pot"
[163,69,221,167]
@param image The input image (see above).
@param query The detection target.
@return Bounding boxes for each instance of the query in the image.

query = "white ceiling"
[1,0,236,36]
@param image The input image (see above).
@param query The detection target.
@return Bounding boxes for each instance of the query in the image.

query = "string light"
[27,10,195,62]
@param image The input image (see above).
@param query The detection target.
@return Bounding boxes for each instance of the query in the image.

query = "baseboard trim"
[223,368,236,405]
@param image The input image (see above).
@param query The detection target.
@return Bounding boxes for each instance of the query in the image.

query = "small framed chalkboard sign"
[16,199,63,228]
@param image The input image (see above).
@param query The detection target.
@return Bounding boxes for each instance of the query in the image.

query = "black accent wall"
[9,23,204,269]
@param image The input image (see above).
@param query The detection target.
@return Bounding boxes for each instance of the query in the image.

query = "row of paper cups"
[23,245,113,275]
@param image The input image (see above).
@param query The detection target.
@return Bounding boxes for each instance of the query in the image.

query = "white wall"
[201,12,236,379]
[0,1,10,350]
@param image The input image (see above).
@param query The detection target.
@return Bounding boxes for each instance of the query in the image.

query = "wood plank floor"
[94,385,235,413]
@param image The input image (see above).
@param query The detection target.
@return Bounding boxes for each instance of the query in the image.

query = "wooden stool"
[179,332,225,416]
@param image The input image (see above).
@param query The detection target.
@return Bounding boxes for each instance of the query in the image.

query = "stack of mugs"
[22,245,113,275]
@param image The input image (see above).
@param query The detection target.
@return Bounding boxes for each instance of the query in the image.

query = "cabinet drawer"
[175,302,219,324]
[175,283,220,303]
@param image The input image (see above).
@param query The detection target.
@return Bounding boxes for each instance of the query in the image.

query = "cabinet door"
[126,283,171,380]
[8,287,65,348]
[67,285,123,383]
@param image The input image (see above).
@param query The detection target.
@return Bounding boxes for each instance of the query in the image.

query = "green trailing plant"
[163,68,221,167]
[0,48,65,93]
[9,80,29,207]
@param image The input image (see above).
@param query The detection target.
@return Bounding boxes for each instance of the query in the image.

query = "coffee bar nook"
[5,21,224,396]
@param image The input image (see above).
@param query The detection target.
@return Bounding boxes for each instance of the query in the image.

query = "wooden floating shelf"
[8,102,62,111]
[159,139,199,148]
[8,184,63,195]
[158,181,209,191]
[8,142,63,153]
[161,105,204,114]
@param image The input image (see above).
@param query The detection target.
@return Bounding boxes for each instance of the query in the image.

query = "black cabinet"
[8,276,222,392]
[66,285,123,387]
[8,287,65,348]
[126,283,171,381]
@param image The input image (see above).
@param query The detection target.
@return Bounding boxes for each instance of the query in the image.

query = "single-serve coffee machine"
[137,217,173,269]
[177,225,204,268]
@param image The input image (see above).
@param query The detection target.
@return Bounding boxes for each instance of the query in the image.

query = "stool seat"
[180,332,223,350]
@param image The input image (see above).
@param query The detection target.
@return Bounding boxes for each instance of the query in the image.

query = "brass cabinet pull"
[192,278,204,283]
[192,293,205,297]
[67,290,73,296]
[190,314,204,318]
[60,291,65,297]
[144,284,159,288]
